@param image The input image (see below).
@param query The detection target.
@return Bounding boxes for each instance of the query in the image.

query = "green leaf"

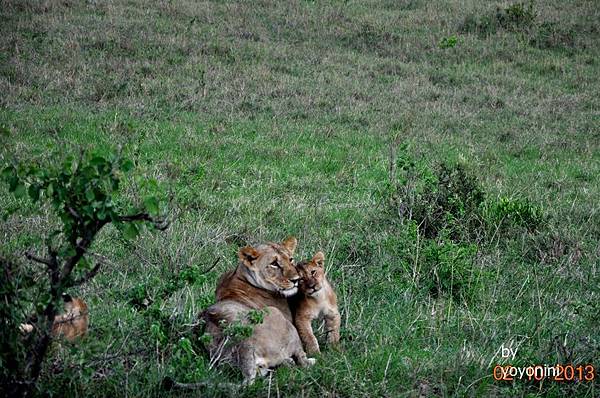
[123,222,139,240]
[143,196,159,215]
[90,156,106,166]
[13,183,26,198]
[28,184,40,202]
[0,126,10,137]
[121,159,134,172]
[85,189,95,202]
[1,165,15,179]
[59,246,77,258]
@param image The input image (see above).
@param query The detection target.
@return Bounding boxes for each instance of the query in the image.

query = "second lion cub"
[294,252,341,355]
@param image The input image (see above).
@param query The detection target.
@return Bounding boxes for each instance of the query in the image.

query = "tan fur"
[215,236,299,322]
[202,300,314,385]
[20,296,88,341]
[294,252,341,355]
[204,237,314,384]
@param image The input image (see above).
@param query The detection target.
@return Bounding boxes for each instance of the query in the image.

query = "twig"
[24,251,53,267]
[201,258,221,275]
[70,261,102,286]
[118,213,170,231]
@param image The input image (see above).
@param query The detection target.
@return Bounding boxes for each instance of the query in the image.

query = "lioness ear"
[238,246,260,268]
[282,236,298,254]
[313,251,325,267]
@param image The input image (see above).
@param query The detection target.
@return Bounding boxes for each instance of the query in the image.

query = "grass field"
[1,0,599,396]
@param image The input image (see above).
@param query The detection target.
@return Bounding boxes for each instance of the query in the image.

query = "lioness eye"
[270,260,280,269]
[311,270,316,276]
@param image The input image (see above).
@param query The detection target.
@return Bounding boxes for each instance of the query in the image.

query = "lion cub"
[20,294,88,341]
[294,252,341,355]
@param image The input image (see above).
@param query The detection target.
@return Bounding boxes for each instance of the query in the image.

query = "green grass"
[1,0,599,396]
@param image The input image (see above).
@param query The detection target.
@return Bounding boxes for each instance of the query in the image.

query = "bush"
[0,148,167,396]
[460,1,536,36]
[392,156,485,241]
[530,21,576,51]
[420,238,479,301]
[439,35,458,49]
[483,196,543,233]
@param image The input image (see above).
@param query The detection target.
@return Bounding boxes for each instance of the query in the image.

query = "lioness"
[201,237,314,384]
[20,294,89,341]
[215,236,300,322]
[294,252,341,355]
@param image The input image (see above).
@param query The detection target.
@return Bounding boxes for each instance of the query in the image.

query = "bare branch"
[61,224,104,282]
[67,206,82,220]
[25,251,54,268]
[119,212,170,231]
[200,257,221,275]
[70,260,102,287]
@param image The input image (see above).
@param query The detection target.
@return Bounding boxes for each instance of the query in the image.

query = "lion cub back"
[294,252,341,355]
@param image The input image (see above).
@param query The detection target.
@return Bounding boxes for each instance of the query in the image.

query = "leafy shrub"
[497,2,536,31]
[439,35,458,49]
[483,196,543,232]
[460,1,536,36]
[420,238,479,301]
[530,21,576,51]
[392,156,485,241]
[0,148,167,396]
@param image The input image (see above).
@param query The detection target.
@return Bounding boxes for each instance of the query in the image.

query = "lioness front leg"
[295,315,320,355]
[325,310,341,348]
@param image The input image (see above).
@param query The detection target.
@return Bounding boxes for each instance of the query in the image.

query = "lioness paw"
[306,358,316,366]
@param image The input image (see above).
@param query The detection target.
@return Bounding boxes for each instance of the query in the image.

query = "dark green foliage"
[0,258,29,395]
[420,239,479,301]
[496,2,536,32]
[392,154,485,241]
[483,196,543,232]
[439,35,458,49]
[0,148,167,396]
[530,21,576,51]
[460,2,536,36]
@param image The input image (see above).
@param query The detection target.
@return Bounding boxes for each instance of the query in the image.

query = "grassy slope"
[1,0,599,396]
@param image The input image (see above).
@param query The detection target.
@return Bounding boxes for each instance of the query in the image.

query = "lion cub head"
[296,251,326,296]
[238,236,300,297]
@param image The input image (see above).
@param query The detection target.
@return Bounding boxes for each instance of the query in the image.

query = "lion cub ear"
[281,236,298,254]
[238,246,260,268]
[312,251,325,267]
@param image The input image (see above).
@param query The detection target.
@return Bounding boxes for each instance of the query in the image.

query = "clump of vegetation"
[439,35,458,49]
[388,143,547,302]
[530,21,576,51]
[391,150,485,241]
[460,1,536,36]
[483,196,543,233]
[420,238,479,301]
[0,149,167,396]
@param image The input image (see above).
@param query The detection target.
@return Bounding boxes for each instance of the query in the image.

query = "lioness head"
[296,251,325,296]
[237,236,300,297]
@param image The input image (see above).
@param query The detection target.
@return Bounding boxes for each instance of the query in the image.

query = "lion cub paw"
[306,358,316,366]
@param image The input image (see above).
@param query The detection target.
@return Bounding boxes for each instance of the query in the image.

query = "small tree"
[0,149,168,397]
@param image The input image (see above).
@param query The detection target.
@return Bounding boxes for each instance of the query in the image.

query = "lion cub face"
[296,252,326,296]
[238,237,300,297]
